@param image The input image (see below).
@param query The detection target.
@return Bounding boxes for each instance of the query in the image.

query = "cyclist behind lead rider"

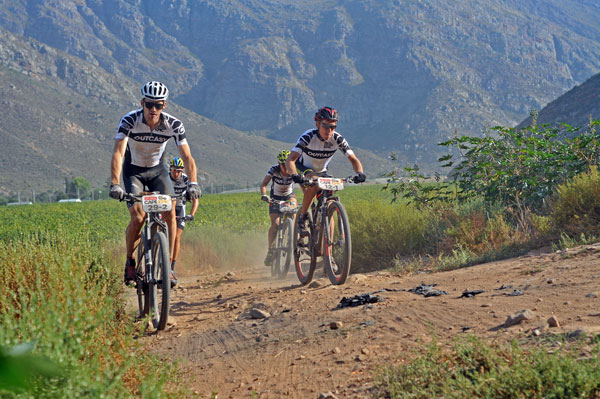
[109,81,201,286]
[259,150,298,266]
[285,106,366,236]
[169,157,199,286]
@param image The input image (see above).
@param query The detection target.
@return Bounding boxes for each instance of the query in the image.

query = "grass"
[374,335,600,399]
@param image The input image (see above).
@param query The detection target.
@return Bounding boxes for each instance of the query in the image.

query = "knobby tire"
[149,231,171,330]
[294,211,316,285]
[323,201,351,285]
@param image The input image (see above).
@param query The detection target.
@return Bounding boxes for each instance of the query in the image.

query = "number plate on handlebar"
[317,177,344,191]
[141,194,172,212]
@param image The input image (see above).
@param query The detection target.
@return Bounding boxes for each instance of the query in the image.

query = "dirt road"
[144,244,600,398]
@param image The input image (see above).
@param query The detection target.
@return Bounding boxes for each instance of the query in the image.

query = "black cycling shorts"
[123,163,175,208]
[175,205,186,230]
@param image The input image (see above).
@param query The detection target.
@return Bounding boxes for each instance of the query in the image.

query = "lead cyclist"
[109,81,201,286]
[284,106,366,236]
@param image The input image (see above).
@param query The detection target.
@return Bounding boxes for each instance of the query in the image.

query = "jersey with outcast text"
[267,165,294,197]
[291,129,354,173]
[170,172,189,207]
[115,109,188,168]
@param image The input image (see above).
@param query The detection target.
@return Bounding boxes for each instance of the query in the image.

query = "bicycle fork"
[143,222,154,284]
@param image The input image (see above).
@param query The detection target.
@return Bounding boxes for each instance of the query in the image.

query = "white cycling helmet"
[141,81,169,101]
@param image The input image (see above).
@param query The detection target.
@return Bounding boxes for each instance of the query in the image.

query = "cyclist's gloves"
[291,174,305,184]
[261,194,270,203]
[185,214,195,222]
[187,183,202,199]
[109,184,125,200]
[353,172,367,184]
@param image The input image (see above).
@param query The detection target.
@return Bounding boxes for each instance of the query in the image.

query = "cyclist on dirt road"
[169,157,199,286]
[259,150,297,266]
[285,106,366,236]
[109,81,201,286]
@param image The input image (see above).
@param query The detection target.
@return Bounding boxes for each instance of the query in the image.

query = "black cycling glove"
[353,172,367,183]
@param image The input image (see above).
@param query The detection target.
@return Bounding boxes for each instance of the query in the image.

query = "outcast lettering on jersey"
[292,129,354,173]
[267,165,294,197]
[116,109,188,168]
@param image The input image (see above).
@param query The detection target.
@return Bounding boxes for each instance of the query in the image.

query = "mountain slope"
[517,72,600,130]
[1,0,599,165]
[0,28,390,194]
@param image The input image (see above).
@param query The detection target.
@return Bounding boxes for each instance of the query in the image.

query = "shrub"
[551,166,600,238]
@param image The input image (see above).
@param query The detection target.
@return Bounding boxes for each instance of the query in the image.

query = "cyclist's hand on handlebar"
[185,214,194,222]
[187,183,202,199]
[291,174,305,184]
[261,194,270,203]
[353,172,367,184]
[109,184,125,200]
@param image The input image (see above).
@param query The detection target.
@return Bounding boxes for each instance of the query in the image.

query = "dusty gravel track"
[141,244,600,398]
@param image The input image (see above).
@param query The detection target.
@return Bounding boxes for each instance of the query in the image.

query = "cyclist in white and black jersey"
[285,106,366,236]
[260,150,297,266]
[169,157,199,286]
[109,81,201,286]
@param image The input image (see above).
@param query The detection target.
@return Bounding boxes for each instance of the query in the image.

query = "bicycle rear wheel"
[323,201,351,285]
[135,231,148,319]
[149,231,171,330]
[294,211,316,285]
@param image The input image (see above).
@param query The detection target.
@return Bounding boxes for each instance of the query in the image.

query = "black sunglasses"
[144,101,165,110]
[321,123,337,130]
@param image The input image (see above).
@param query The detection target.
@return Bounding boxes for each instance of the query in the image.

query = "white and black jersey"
[267,165,294,197]
[170,172,189,207]
[291,129,354,173]
[116,109,188,168]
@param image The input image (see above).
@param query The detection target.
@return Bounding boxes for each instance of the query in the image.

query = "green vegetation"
[0,202,190,398]
[374,335,600,399]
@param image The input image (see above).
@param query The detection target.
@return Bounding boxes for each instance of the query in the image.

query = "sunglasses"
[321,123,337,130]
[144,101,165,110]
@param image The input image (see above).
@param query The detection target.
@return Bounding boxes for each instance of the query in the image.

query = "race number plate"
[317,177,344,191]
[141,194,172,212]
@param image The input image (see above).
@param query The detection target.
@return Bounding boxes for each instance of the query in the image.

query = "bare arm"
[286,151,300,175]
[260,175,272,196]
[348,153,364,174]
[178,144,198,183]
[190,197,199,217]
[110,138,128,185]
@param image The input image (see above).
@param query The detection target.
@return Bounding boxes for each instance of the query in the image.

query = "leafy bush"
[551,166,600,238]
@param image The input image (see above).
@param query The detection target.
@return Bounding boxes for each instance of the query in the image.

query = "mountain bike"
[294,177,353,286]
[125,192,177,331]
[268,199,297,279]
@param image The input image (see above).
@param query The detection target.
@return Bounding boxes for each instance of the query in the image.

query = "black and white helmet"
[141,81,169,101]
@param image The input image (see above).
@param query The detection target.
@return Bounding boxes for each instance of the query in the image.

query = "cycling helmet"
[277,150,290,164]
[141,81,169,101]
[170,157,184,170]
[314,106,338,121]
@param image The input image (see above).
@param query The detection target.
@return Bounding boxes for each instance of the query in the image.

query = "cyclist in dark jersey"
[168,157,199,286]
[109,81,201,285]
[259,150,297,266]
[285,106,366,236]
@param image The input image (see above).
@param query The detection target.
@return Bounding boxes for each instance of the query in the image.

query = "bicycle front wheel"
[294,211,316,285]
[275,217,294,279]
[323,201,351,285]
[149,231,171,330]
